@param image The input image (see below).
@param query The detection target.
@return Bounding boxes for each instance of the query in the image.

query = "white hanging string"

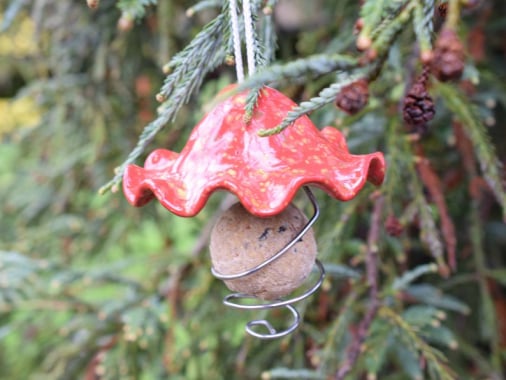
[229,0,244,82]
[242,0,256,76]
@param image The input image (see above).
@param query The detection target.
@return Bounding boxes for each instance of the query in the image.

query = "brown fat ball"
[335,79,369,115]
[432,28,465,81]
[210,203,317,300]
[403,74,435,133]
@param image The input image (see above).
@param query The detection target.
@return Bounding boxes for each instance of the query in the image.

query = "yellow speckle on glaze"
[234,94,247,105]
[251,198,262,209]
[176,188,186,198]
[227,169,237,176]
[256,169,269,179]
[225,115,236,125]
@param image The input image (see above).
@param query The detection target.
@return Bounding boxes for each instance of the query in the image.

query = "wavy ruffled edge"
[123,151,386,217]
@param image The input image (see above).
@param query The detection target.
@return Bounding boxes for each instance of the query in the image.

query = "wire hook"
[211,186,325,339]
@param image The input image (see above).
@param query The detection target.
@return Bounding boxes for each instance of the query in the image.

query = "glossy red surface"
[123,86,386,217]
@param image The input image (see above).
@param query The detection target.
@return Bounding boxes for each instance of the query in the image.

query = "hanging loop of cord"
[220,2,325,339]
[242,0,256,76]
[229,0,244,82]
[229,0,257,81]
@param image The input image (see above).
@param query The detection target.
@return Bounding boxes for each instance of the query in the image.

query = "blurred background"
[1,0,506,379]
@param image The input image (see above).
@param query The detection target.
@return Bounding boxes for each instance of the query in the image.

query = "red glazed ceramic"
[123,86,386,217]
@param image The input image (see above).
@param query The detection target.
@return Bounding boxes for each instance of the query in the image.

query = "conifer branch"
[413,0,435,55]
[99,10,229,194]
[359,0,387,40]
[435,82,506,221]
[256,0,410,138]
[384,120,450,274]
[369,0,408,40]
[260,1,277,64]
[335,196,383,380]
[415,144,457,271]
[392,264,439,291]
[241,0,267,120]
[383,121,410,212]
[186,0,223,17]
[250,10,267,70]
[243,86,262,123]
[250,0,269,69]
[4,1,506,378]
[470,202,503,372]
[413,170,449,274]
[238,54,358,131]
[238,54,358,90]
[257,51,390,137]
[117,0,157,20]
[380,306,457,380]
[158,12,228,103]
[359,0,410,46]
[258,78,358,137]
[371,1,415,51]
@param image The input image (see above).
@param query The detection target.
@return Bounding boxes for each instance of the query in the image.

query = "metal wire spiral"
[211,186,325,339]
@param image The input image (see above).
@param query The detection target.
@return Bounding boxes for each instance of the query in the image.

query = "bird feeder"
[123,85,385,338]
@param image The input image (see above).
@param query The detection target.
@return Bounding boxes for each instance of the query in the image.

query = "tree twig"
[415,143,456,272]
[335,195,384,380]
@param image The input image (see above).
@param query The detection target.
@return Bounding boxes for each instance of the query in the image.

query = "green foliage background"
[1,0,505,379]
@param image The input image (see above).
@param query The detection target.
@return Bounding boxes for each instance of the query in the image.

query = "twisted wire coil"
[211,186,325,339]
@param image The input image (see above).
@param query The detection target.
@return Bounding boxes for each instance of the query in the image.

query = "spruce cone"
[403,72,435,133]
[438,3,448,18]
[432,28,465,81]
[335,79,369,115]
[385,215,404,237]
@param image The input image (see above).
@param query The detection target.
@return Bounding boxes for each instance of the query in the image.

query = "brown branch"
[452,121,477,177]
[335,195,384,380]
[415,143,457,272]
[84,336,117,380]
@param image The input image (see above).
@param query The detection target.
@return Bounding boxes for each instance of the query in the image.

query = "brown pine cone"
[403,72,435,132]
[335,79,369,115]
[432,28,465,81]
[385,215,404,237]
[438,3,448,18]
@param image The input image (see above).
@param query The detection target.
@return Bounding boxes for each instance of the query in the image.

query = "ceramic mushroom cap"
[123,86,386,217]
